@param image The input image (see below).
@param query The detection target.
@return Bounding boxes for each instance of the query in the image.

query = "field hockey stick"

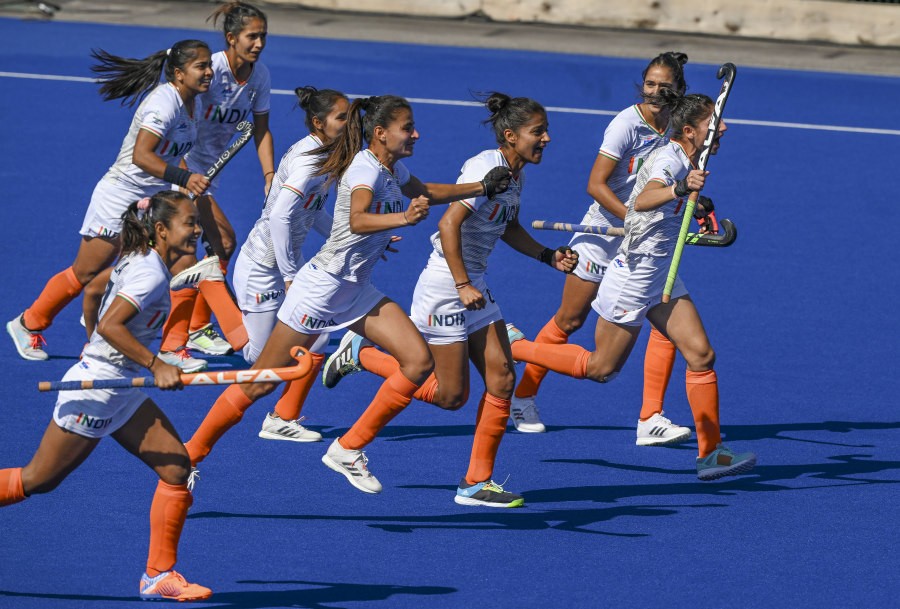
[38,346,312,392]
[200,120,254,258]
[662,63,736,303]
[531,219,737,247]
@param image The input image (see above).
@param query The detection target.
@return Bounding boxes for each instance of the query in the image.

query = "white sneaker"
[321,331,371,389]
[187,323,233,355]
[321,437,382,493]
[636,411,691,446]
[169,256,224,291]
[258,412,322,442]
[510,395,546,433]
[158,348,208,373]
[6,315,48,361]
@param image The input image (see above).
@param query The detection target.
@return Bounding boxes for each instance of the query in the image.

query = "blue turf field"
[1,17,899,609]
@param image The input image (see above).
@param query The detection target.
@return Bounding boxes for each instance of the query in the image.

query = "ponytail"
[120,190,189,256]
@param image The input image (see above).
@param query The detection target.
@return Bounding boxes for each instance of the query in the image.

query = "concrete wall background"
[266,0,900,47]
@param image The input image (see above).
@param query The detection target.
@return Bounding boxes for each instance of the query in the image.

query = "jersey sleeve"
[649,149,685,187]
[598,111,636,162]
[138,91,179,141]
[252,63,272,114]
[116,264,168,313]
[345,160,380,194]
[268,187,304,281]
[454,154,491,213]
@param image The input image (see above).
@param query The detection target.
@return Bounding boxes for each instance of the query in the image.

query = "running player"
[511,52,694,445]
[0,191,212,601]
[6,40,213,361]
[231,86,349,443]
[322,92,577,507]
[159,1,274,367]
[182,95,511,493]
[507,89,757,481]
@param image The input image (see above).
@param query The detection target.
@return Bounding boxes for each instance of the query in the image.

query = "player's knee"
[158,454,192,486]
[684,345,716,371]
[434,391,467,411]
[399,352,434,385]
[554,313,583,335]
[486,369,516,400]
[244,381,277,401]
[585,360,620,384]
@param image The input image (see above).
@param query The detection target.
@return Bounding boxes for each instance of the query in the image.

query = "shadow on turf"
[0,579,455,607]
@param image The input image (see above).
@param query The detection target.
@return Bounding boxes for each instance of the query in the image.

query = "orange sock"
[198,280,247,350]
[273,352,325,420]
[160,289,198,352]
[685,369,722,457]
[515,317,569,398]
[23,267,84,331]
[185,385,254,465]
[145,480,192,577]
[189,259,228,333]
[340,371,418,450]
[465,393,511,484]
[413,373,439,403]
[640,327,677,419]
[510,339,590,379]
[359,346,399,378]
[0,468,26,507]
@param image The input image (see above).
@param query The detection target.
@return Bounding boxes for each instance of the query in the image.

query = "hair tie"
[137,197,151,210]
[166,48,171,56]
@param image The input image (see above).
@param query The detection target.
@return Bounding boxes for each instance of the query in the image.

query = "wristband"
[537,247,555,266]
[163,164,192,188]
[145,354,157,370]
[455,281,472,290]
[402,209,410,225]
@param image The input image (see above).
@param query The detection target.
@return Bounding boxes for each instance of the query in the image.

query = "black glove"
[674,178,692,197]
[693,195,719,234]
[481,166,512,199]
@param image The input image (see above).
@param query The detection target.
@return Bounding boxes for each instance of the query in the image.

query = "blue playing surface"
[1,17,899,609]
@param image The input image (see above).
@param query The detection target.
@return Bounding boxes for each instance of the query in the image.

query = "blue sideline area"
[0,17,898,609]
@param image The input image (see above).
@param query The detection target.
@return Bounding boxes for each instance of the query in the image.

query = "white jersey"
[82,250,171,370]
[105,83,200,190]
[584,105,670,229]
[428,148,520,274]
[185,51,271,173]
[621,141,692,258]
[241,134,332,280]
[309,150,410,283]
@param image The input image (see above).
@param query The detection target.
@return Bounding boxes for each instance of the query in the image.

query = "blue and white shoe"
[696,444,757,480]
[454,478,525,508]
[322,331,371,389]
[505,323,525,344]
[7,314,48,361]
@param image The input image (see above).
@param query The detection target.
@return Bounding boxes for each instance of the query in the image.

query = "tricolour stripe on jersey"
[116,292,141,312]
[139,125,165,140]
[282,184,305,198]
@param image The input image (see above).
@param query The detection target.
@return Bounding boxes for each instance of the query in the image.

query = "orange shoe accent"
[140,570,212,601]
[640,327,677,420]
[340,371,418,450]
[0,467,26,507]
[515,317,569,398]
[465,393,511,485]
[23,267,84,331]
[185,385,254,465]
[160,289,197,352]
[273,352,325,420]
[685,369,722,457]
[189,259,228,333]
[358,345,399,378]
[197,280,247,350]
[510,339,590,379]
[145,481,192,576]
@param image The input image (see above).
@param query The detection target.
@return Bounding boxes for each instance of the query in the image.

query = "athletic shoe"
[696,444,757,481]
[158,348,208,373]
[186,323,233,355]
[506,322,525,344]
[321,437,382,493]
[139,570,212,601]
[186,467,200,493]
[169,256,224,291]
[454,478,525,508]
[321,331,371,389]
[510,395,546,433]
[258,412,322,442]
[7,315,48,361]
[636,411,691,446]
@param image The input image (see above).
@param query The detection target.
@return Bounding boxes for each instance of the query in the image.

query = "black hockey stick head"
[685,218,737,247]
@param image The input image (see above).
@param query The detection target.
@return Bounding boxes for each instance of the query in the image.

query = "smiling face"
[176,48,213,95]
[227,17,267,64]
[642,65,676,115]
[376,107,419,160]
[156,198,202,260]
[504,111,550,166]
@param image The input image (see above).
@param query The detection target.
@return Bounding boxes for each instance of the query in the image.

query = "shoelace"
[177,348,198,361]
[484,474,511,492]
[29,333,47,350]
[522,401,541,420]
[350,451,370,475]
[200,326,221,340]
[186,468,200,492]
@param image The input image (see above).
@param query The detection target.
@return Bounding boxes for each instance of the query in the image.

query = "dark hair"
[91,40,211,107]
[313,95,412,183]
[208,1,267,41]
[295,86,348,133]
[638,51,689,102]
[120,191,191,256]
[656,89,714,139]
[481,92,546,146]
